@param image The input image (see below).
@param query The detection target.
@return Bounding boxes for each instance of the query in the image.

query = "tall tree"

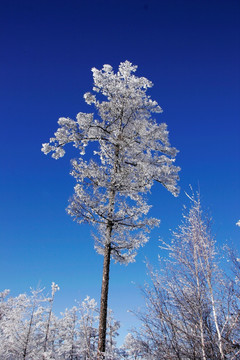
[42,61,180,357]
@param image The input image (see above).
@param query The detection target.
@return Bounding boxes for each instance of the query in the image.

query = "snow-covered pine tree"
[42,61,180,358]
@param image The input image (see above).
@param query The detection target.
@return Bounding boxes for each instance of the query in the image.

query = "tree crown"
[42,61,180,263]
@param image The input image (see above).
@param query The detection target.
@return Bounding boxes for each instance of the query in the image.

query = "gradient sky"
[1,0,239,345]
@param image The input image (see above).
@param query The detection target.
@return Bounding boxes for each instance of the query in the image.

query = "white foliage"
[121,333,145,359]
[0,286,121,360]
[0,288,47,359]
[42,61,180,264]
[129,194,240,359]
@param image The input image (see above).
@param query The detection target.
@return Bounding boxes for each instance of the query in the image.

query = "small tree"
[42,61,180,357]
[122,332,147,359]
[41,282,60,360]
[57,297,99,359]
[57,306,80,359]
[0,288,46,360]
[105,309,120,359]
[78,296,99,359]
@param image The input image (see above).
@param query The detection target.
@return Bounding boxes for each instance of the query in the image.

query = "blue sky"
[1,0,239,344]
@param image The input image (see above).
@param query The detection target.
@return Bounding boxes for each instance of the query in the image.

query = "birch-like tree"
[42,61,180,357]
[41,282,60,360]
[130,194,240,359]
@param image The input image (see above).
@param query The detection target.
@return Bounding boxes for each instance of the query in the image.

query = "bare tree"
[129,193,240,359]
[42,61,180,357]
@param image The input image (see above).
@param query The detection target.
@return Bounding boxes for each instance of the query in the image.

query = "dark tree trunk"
[98,155,116,359]
[97,234,112,359]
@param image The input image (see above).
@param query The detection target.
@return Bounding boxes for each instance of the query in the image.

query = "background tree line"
[1,195,240,359]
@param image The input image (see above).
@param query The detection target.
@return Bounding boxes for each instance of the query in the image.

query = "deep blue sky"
[1,0,239,344]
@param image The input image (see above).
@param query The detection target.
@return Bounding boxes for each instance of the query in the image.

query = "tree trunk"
[43,300,54,359]
[23,306,35,359]
[98,144,117,359]
[98,233,112,359]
